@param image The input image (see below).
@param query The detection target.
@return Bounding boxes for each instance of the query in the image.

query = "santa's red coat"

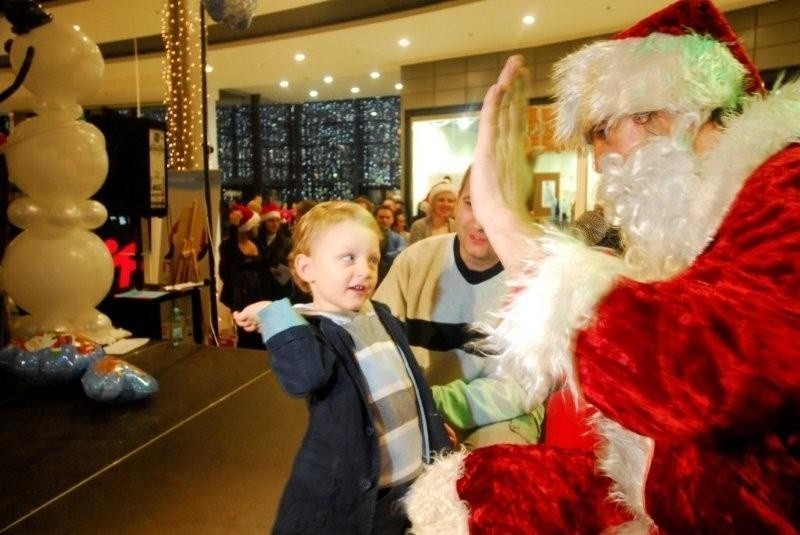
[456,143,800,533]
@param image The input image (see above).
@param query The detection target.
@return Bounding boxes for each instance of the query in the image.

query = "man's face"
[589,112,677,171]
[593,111,704,279]
[263,216,280,236]
[455,189,499,271]
[375,208,394,230]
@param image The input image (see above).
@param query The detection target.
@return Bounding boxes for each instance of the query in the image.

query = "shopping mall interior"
[0,0,798,532]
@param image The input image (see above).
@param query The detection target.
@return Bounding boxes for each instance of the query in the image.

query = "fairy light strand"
[161,0,204,170]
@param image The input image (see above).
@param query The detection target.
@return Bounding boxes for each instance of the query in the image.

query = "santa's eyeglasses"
[584,112,656,146]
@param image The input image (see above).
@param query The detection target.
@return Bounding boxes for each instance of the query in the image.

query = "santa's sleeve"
[578,267,799,442]
[578,151,800,442]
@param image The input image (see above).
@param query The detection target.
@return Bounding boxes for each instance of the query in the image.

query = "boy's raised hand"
[233,301,271,332]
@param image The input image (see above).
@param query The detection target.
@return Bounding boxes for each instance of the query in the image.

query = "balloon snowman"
[0,0,118,343]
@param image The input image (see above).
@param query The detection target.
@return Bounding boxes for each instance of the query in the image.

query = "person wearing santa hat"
[408,181,458,245]
[218,204,272,349]
[258,202,293,301]
[406,0,799,532]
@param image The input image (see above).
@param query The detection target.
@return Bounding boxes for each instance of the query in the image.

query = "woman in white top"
[408,181,457,244]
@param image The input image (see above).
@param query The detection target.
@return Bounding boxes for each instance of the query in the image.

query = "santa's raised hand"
[471,55,541,276]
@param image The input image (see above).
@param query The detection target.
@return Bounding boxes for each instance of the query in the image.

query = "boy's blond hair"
[290,201,381,293]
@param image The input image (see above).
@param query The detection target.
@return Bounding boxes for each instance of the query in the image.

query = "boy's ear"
[294,253,314,285]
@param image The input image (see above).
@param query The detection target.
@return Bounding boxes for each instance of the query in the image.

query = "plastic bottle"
[170,305,184,346]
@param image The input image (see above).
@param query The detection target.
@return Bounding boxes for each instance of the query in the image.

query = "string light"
[161,0,204,170]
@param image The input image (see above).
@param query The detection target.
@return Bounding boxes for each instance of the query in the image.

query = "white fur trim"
[478,233,628,409]
[603,520,653,535]
[238,212,260,233]
[554,33,746,147]
[405,449,469,535]
[693,79,800,251]
[593,414,655,525]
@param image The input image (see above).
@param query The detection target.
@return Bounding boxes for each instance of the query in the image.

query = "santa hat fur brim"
[554,32,746,148]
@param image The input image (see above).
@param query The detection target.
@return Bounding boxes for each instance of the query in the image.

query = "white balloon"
[3,229,113,319]
[47,199,82,226]
[7,197,42,229]
[39,316,73,334]
[6,117,108,200]
[10,315,39,339]
[73,309,113,334]
[3,14,122,343]
[79,200,108,229]
[8,20,104,110]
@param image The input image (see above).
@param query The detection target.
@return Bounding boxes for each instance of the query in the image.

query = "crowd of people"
[218,179,463,347]
[225,0,798,532]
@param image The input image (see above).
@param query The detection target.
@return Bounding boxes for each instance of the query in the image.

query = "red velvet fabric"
[576,145,800,531]
[456,145,800,532]
[543,389,598,450]
[457,444,633,534]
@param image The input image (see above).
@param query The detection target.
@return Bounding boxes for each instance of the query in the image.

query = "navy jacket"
[259,299,450,534]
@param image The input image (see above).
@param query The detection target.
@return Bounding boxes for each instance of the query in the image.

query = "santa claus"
[406,0,800,532]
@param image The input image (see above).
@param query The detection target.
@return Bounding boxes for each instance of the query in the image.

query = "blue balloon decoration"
[81,356,159,403]
[0,334,104,385]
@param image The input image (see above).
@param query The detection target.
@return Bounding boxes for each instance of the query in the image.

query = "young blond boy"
[234,201,449,534]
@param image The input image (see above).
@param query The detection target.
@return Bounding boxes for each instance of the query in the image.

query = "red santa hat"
[260,202,281,221]
[230,204,260,233]
[553,0,765,148]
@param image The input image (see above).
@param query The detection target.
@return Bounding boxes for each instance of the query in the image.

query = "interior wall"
[400,0,800,112]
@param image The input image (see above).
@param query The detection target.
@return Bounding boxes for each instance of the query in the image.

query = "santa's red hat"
[553,0,764,148]
[260,202,281,221]
[230,204,260,233]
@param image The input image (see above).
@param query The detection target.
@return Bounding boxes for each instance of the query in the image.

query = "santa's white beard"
[597,126,708,281]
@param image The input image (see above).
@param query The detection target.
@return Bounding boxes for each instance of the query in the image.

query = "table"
[108,285,206,344]
[0,342,307,534]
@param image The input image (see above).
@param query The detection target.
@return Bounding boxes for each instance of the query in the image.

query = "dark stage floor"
[0,341,307,534]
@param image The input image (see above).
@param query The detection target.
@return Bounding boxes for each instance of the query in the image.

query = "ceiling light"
[522,14,535,25]
[351,86,360,94]
[309,90,319,98]
[279,80,289,88]
[205,64,214,73]
[370,71,381,79]
[73,25,81,31]
[294,52,306,62]
[323,75,333,84]
[394,83,403,90]
[398,38,411,48]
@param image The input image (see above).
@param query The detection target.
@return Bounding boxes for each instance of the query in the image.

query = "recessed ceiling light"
[370,71,381,79]
[73,25,81,31]
[279,80,289,88]
[394,83,404,90]
[522,14,535,25]
[294,52,306,62]
[351,86,360,94]
[398,38,411,48]
[323,75,334,84]
[309,90,319,98]
[205,64,214,73]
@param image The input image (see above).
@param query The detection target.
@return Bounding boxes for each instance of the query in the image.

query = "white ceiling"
[0,0,770,111]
